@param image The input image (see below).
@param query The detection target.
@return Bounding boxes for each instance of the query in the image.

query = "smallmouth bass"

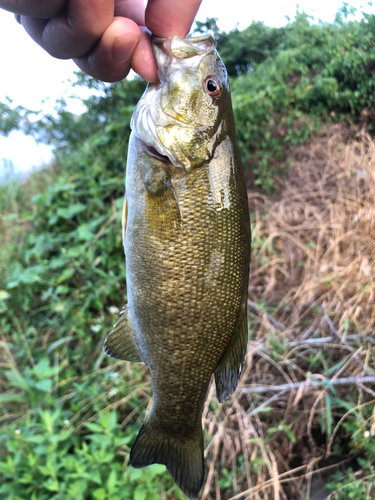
[103,34,251,499]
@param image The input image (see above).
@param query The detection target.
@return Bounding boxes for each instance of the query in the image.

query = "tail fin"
[130,415,204,500]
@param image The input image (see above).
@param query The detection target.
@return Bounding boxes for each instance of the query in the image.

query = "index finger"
[21,0,114,59]
[145,0,203,38]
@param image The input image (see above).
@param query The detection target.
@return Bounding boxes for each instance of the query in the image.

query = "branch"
[286,334,375,347]
[239,376,375,394]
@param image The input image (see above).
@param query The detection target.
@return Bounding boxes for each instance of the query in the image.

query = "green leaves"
[0,403,173,500]
[224,11,375,189]
[57,203,86,220]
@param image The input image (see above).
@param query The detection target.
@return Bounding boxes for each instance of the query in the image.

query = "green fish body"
[104,34,251,499]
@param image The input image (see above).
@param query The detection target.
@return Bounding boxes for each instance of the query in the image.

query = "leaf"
[325,359,347,375]
[0,392,26,403]
[45,337,71,354]
[0,483,15,494]
[147,464,167,477]
[55,429,74,442]
[0,462,13,475]
[32,358,56,379]
[248,406,272,415]
[106,469,117,493]
[44,478,59,492]
[93,488,107,500]
[324,378,338,396]
[69,472,101,484]
[134,485,147,500]
[84,422,103,433]
[77,223,93,241]
[98,411,118,432]
[57,203,86,219]
[7,265,45,287]
[24,435,46,444]
[330,396,357,413]
[38,465,52,476]
[56,267,75,284]
[283,425,296,444]
[34,379,53,392]
[129,467,144,481]
[39,409,59,434]
[4,371,29,391]
[49,256,70,269]
[67,479,88,496]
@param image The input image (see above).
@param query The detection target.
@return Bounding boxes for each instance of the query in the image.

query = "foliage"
[325,411,375,499]
[0,361,179,499]
[195,18,287,77]
[326,464,375,500]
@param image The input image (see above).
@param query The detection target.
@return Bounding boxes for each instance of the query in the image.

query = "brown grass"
[200,126,375,499]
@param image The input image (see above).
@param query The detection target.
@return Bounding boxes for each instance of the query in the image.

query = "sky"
[0,0,373,176]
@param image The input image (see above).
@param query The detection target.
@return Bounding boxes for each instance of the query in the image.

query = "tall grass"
[200,126,375,499]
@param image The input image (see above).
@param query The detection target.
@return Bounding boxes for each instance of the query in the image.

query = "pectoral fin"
[103,306,143,363]
[214,308,248,403]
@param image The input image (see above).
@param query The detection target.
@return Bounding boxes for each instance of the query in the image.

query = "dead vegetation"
[200,126,375,499]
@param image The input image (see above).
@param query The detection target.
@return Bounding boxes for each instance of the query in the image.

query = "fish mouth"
[151,34,215,60]
[146,145,173,166]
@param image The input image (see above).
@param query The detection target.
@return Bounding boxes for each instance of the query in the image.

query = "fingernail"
[112,36,139,65]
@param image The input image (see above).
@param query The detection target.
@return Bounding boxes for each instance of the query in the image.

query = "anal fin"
[214,308,248,403]
[103,306,143,362]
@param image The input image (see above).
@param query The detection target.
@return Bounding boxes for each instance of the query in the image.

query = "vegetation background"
[1,5,375,499]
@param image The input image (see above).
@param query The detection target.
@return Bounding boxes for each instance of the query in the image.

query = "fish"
[103,34,251,500]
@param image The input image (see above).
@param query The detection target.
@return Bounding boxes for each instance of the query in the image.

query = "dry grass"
[200,126,375,499]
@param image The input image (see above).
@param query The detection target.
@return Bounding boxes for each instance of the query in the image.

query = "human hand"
[0,0,203,82]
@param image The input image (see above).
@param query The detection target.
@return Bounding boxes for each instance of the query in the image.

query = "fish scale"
[103,34,251,500]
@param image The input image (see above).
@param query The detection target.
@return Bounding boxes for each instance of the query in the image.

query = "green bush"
[0,353,183,499]
[0,406,176,500]
[229,8,375,186]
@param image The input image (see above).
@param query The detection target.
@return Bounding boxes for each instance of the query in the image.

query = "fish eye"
[204,76,222,98]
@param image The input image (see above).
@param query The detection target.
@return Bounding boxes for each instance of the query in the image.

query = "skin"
[0,0,203,82]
